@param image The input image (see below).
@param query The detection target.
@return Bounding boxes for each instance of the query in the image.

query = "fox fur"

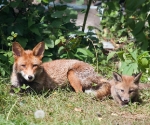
[10,42,111,99]
[110,72,142,106]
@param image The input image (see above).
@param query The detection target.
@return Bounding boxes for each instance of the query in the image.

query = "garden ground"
[0,78,150,125]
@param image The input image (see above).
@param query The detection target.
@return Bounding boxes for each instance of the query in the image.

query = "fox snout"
[27,75,35,81]
[20,71,35,82]
[121,98,130,104]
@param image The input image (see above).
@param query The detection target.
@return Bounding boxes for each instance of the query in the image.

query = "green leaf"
[117,51,125,61]
[141,58,148,66]
[132,21,144,35]
[10,1,20,7]
[40,16,45,23]
[107,51,116,61]
[58,46,65,55]
[28,17,35,27]
[51,11,64,18]
[135,32,148,50]
[43,57,52,62]
[0,54,7,61]
[44,38,54,49]
[76,48,94,58]
[16,36,28,48]
[55,39,61,45]
[42,0,49,3]
[11,31,15,36]
[69,31,85,36]
[51,20,62,28]
[129,49,137,61]
[21,84,29,90]
[126,0,147,10]
[30,25,40,36]
[44,51,53,57]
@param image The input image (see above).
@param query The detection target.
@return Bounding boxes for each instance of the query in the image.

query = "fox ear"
[33,42,45,58]
[133,72,142,84]
[12,42,24,57]
[113,72,123,82]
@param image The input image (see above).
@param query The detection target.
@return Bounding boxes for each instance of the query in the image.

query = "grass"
[0,78,150,125]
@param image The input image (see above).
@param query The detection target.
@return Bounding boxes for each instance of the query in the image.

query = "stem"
[52,0,56,11]
[82,0,93,32]
[87,38,99,73]
[6,99,18,121]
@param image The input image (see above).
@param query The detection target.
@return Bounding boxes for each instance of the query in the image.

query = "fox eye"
[33,64,38,67]
[120,89,124,92]
[21,64,26,67]
[129,90,134,93]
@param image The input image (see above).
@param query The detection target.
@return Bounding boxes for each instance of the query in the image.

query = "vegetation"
[0,0,150,124]
[0,78,150,125]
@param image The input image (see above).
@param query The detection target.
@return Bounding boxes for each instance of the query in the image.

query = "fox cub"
[10,42,110,99]
[110,72,142,106]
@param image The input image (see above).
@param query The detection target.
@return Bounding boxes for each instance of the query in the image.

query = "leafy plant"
[98,0,150,49]
[0,0,98,76]
[107,43,150,82]
[97,0,150,80]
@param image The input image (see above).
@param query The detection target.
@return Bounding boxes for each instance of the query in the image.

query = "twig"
[0,3,10,12]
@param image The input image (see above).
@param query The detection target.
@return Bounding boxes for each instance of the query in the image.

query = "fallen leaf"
[98,117,102,121]
[111,113,118,116]
[74,107,83,112]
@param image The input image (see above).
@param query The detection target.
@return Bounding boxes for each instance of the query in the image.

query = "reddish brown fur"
[110,72,142,106]
[10,42,110,99]
[67,70,83,92]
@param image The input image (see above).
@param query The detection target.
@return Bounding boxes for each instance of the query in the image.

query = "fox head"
[12,42,45,82]
[113,72,142,105]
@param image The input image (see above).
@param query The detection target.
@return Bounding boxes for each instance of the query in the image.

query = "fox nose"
[123,99,129,103]
[28,75,33,80]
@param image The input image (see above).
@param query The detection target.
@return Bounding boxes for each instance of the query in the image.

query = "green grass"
[0,78,150,125]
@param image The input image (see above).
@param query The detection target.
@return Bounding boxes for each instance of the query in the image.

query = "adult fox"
[10,42,111,99]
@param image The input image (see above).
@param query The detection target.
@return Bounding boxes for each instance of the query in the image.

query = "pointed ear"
[113,72,123,82]
[133,72,142,84]
[33,42,45,58]
[12,42,24,57]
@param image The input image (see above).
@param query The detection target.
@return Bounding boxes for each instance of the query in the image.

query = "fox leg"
[67,70,83,92]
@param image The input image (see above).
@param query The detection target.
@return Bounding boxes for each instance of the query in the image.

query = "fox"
[10,42,111,99]
[110,72,142,106]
